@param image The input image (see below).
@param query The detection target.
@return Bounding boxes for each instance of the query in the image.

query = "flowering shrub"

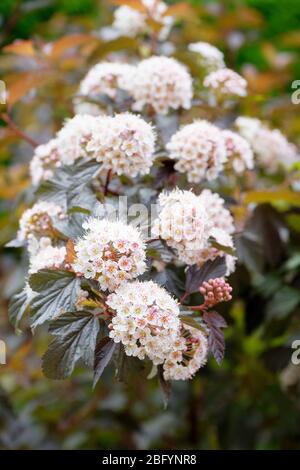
[5,0,299,403]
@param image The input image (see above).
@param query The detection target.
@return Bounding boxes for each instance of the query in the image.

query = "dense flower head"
[73,99,102,117]
[188,41,225,70]
[18,201,65,241]
[152,189,213,264]
[86,112,156,177]
[236,116,300,171]
[235,116,261,142]
[113,1,172,39]
[222,130,254,173]
[56,114,103,165]
[107,280,180,364]
[153,188,236,270]
[131,56,193,115]
[28,237,66,274]
[204,68,247,99]
[30,139,62,186]
[166,120,227,183]
[236,116,299,172]
[163,325,208,380]
[113,5,146,37]
[78,62,136,100]
[71,218,147,292]
[199,189,235,235]
[200,277,233,307]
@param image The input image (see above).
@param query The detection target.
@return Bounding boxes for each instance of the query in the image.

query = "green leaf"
[8,288,29,330]
[29,270,81,328]
[42,311,100,379]
[180,315,207,333]
[36,159,101,211]
[93,336,116,388]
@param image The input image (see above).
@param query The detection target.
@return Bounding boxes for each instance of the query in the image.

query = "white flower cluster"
[188,41,225,70]
[73,99,102,117]
[30,112,156,184]
[113,5,146,38]
[28,237,66,274]
[78,62,136,100]
[222,130,254,173]
[198,189,236,274]
[71,218,146,292]
[18,201,65,241]
[30,139,62,186]
[153,188,236,271]
[107,280,180,364]
[56,114,102,164]
[163,325,208,380]
[86,113,156,177]
[166,120,227,183]
[131,56,193,115]
[204,68,247,99]
[236,116,299,172]
[113,0,173,39]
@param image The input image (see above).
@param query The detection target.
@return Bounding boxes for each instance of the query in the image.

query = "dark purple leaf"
[93,336,116,388]
[203,311,227,365]
[185,257,227,295]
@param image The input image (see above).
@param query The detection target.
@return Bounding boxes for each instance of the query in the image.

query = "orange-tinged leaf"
[6,70,53,107]
[164,2,194,19]
[65,239,76,264]
[3,40,36,57]
[0,164,29,199]
[244,189,300,207]
[46,34,97,59]
[110,0,146,12]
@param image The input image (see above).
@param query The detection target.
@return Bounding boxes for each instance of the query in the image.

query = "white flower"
[113,5,147,37]
[200,189,235,236]
[188,42,225,70]
[167,120,227,183]
[30,138,62,186]
[204,68,247,99]
[236,116,299,172]
[113,1,173,39]
[235,116,261,142]
[131,56,193,115]
[73,98,103,116]
[28,237,66,274]
[18,201,65,241]
[56,114,104,165]
[153,188,236,270]
[107,280,180,364]
[78,62,136,100]
[71,218,147,292]
[222,130,254,173]
[152,189,213,263]
[86,112,156,177]
[163,325,208,380]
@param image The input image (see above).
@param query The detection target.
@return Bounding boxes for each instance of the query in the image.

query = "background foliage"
[1,0,300,450]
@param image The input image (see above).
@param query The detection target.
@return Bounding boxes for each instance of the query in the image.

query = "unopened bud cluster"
[200,278,233,308]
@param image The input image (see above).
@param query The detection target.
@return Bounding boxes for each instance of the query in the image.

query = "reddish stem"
[104,169,112,196]
[1,112,38,148]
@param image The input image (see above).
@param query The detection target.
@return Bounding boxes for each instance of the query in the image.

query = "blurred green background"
[1,0,300,450]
